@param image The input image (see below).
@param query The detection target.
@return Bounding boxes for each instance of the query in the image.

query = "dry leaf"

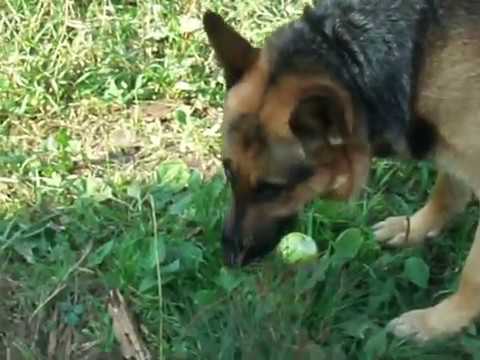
[174,81,194,92]
[110,128,138,149]
[47,308,59,360]
[107,289,151,360]
[136,101,177,120]
[179,16,202,34]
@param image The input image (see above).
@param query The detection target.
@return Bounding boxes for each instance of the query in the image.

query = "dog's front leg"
[388,216,480,342]
[373,172,471,247]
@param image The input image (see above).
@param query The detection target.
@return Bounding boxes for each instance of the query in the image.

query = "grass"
[0,0,479,359]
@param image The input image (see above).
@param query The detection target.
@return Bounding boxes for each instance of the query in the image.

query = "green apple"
[277,232,318,264]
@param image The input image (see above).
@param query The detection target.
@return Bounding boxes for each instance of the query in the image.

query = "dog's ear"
[203,11,259,88]
[289,91,354,153]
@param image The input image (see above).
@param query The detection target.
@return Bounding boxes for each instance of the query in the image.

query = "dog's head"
[203,12,371,266]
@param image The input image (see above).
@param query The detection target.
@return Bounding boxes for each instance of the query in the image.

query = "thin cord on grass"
[149,195,163,360]
[405,216,411,244]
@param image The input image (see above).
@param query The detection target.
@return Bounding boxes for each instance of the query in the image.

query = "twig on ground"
[107,289,152,360]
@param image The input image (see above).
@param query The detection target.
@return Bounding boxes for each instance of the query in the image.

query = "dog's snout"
[221,214,296,267]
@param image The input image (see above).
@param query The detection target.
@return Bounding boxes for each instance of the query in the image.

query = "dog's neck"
[269,0,440,162]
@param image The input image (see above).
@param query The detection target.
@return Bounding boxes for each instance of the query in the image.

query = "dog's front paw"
[373,215,440,247]
[387,309,434,342]
[387,302,473,342]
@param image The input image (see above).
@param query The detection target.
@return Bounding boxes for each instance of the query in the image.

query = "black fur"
[203,11,259,89]
[268,0,441,158]
[407,116,438,160]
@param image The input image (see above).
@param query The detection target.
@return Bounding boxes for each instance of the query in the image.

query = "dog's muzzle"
[221,216,295,267]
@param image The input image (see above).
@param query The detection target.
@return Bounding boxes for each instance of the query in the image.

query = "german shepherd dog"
[203,0,480,342]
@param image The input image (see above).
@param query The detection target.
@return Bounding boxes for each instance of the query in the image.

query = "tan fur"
[224,53,268,123]
[221,52,372,244]
[374,173,471,246]
[382,24,480,341]
[223,50,368,199]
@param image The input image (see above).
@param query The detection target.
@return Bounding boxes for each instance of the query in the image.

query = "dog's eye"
[254,181,285,202]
